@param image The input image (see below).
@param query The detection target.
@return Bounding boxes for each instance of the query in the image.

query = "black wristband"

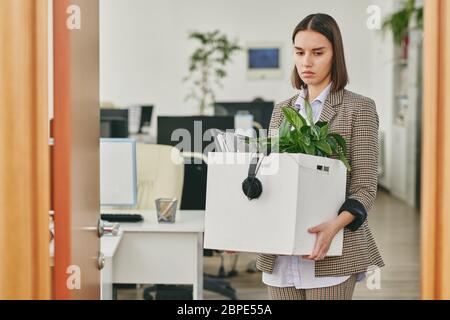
[338,198,367,231]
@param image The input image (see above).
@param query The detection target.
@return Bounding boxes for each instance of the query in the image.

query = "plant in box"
[249,99,351,171]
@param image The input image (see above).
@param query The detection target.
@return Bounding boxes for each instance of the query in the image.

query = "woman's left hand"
[302,220,340,261]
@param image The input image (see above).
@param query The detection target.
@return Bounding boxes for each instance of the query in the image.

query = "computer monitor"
[139,106,154,134]
[246,44,283,79]
[213,101,274,131]
[100,109,129,138]
[100,138,137,207]
[157,116,235,153]
[249,48,280,69]
[157,116,234,210]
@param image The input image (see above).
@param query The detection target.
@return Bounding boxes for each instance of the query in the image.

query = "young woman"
[256,13,385,300]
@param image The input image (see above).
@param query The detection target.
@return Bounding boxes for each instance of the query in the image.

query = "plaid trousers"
[267,274,358,300]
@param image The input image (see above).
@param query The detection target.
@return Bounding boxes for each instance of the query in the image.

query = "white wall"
[100,0,395,189]
[367,0,396,190]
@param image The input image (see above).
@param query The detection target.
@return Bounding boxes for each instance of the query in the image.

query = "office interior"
[1,0,450,300]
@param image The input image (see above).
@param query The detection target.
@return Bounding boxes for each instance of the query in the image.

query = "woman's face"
[294,30,333,87]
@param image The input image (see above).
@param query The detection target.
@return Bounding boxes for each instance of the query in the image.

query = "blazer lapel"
[318,89,345,123]
[278,89,344,127]
[289,94,300,108]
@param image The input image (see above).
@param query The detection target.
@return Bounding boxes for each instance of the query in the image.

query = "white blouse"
[262,256,352,289]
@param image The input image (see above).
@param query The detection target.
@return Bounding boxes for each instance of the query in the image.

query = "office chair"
[133,143,184,210]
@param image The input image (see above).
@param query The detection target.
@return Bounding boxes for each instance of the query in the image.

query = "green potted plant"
[183,30,241,115]
[249,100,351,171]
[382,0,423,46]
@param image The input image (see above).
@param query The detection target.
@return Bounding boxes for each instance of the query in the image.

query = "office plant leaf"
[184,30,241,115]
[244,102,350,171]
[283,107,305,131]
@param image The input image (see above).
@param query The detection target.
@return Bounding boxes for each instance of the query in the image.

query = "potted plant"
[183,30,241,115]
[382,0,423,59]
[249,100,351,171]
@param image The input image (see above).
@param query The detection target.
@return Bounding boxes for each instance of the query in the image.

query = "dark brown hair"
[291,13,349,92]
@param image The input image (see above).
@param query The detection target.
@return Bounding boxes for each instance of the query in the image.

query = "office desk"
[101,209,205,300]
[101,231,123,300]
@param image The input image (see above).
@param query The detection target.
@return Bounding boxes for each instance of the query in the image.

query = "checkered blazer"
[256,89,385,277]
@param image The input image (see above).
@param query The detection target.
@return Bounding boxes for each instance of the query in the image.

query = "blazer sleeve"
[339,99,379,231]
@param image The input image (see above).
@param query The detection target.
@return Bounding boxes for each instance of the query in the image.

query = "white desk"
[101,209,205,300]
[100,231,123,300]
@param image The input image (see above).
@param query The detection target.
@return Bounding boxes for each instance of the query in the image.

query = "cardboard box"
[204,152,346,256]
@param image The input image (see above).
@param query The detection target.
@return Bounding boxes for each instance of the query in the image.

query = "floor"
[117,189,421,300]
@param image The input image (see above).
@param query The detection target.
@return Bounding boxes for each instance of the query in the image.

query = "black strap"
[248,155,260,178]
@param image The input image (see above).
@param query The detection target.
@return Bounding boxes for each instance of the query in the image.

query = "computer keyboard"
[101,213,144,223]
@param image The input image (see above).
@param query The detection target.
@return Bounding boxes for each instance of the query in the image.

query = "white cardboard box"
[204,152,346,256]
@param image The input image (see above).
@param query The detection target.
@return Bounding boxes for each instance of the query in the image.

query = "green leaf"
[282,107,305,132]
[300,125,314,142]
[215,69,226,78]
[329,134,347,156]
[303,99,320,139]
[304,99,314,126]
[302,141,315,155]
[316,140,332,155]
[326,136,337,152]
[338,151,352,171]
[319,123,329,139]
[279,136,291,145]
[301,134,311,146]
[298,113,308,128]
[279,119,291,137]
[290,129,301,141]
[315,121,328,128]
[311,126,320,141]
